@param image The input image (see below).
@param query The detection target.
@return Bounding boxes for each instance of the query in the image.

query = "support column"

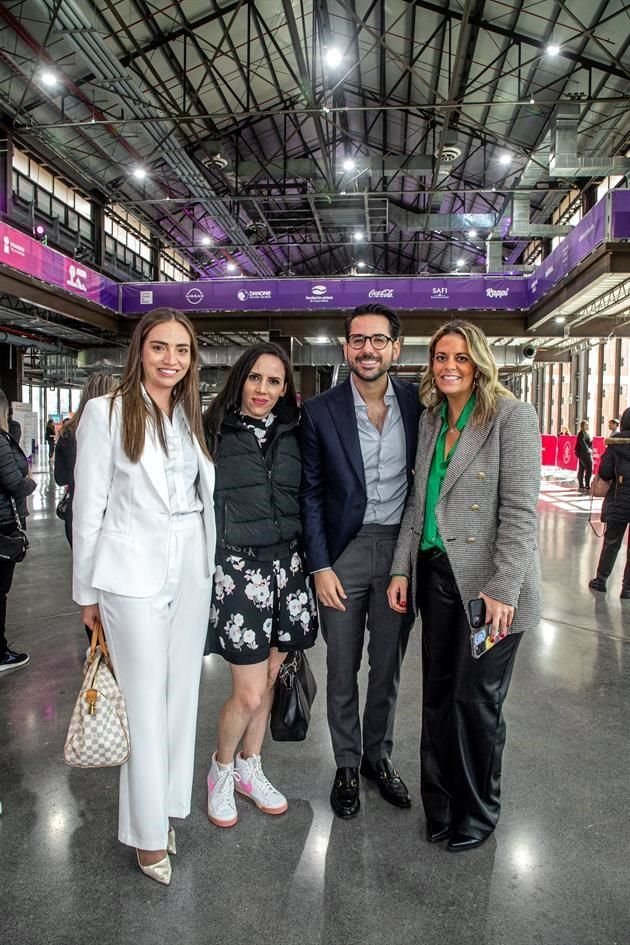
[594,343,604,435]
[0,124,13,217]
[299,366,318,401]
[612,338,622,421]
[0,344,23,402]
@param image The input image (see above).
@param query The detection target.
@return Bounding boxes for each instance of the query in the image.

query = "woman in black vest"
[203,343,317,828]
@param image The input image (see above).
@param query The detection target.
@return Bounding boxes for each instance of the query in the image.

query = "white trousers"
[98,513,212,850]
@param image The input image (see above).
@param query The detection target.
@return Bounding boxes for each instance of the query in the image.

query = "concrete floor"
[1,461,628,945]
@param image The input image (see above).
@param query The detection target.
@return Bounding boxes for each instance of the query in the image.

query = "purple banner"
[527,198,606,304]
[0,221,118,310]
[121,275,528,315]
[611,188,630,239]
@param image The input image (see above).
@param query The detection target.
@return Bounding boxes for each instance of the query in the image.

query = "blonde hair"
[420,319,514,426]
[64,372,116,436]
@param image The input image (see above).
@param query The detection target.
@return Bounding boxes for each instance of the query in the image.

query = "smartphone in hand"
[466,598,508,659]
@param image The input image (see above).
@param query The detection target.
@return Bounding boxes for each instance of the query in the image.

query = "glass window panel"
[75,194,91,218]
[18,177,34,202]
[51,197,65,220]
[37,166,53,192]
[36,189,52,214]
[12,148,29,175]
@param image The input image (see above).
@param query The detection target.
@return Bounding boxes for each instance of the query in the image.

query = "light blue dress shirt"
[351,374,407,525]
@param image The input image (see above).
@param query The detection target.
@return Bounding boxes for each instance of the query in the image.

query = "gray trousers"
[319,525,414,768]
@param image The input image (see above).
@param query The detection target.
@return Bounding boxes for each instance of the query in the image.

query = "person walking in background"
[575,420,593,491]
[54,373,116,549]
[589,407,630,599]
[300,302,420,819]
[0,389,37,673]
[44,419,56,461]
[608,418,620,434]
[387,319,541,852]
[203,342,317,829]
[8,407,21,445]
[72,309,216,886]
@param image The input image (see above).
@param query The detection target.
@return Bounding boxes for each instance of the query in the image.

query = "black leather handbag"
[0,498,29,563]
[56,490,70,520]
[270,649,317,742]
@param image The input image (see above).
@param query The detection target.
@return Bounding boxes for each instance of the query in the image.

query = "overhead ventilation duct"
[550,103,630,178]
[510,193,572,238]
[389,207,496,231]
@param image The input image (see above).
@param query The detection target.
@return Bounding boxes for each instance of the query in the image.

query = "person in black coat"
[54,373,115,549]
[575,419,593,491]
[0,389,37,673]
[203,342,317,829]
[589,406,630,599]
[44,419,56,461]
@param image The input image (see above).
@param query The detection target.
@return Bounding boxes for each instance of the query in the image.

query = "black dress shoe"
[330,767,360,818]
[447,832,491,852]
[359,757,411,808]
[426,819,452,843]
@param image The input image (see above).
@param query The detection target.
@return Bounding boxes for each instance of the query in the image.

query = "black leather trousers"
[417,550,521,839]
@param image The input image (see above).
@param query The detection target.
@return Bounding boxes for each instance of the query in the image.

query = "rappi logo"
[186,288,204,304]
[368,288,394,299]
[486,288,509,299]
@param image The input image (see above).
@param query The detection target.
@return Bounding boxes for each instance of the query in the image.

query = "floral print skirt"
[205,547,318,665]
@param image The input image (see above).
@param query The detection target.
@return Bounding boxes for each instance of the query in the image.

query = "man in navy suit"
[301,303,421,818]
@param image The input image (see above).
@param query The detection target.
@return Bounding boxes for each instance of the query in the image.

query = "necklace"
[447,425,459,435]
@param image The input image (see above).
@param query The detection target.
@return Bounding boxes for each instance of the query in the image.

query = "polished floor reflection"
[1,466,628,945]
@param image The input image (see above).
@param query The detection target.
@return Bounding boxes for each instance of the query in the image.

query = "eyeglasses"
[347,333,394,350]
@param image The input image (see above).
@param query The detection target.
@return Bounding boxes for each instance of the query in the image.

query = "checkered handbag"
[64,619,130,768]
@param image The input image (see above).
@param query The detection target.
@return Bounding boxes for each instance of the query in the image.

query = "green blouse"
[420,395,476,553]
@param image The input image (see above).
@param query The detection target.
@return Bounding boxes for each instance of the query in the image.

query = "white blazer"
[72,394,216,605]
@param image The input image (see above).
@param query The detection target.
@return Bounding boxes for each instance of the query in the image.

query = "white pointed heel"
[136,850,172,886]
[167,826,176,855]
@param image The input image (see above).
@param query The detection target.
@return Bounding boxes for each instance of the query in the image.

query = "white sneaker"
[234,753,288,815]
[207,753,240,828]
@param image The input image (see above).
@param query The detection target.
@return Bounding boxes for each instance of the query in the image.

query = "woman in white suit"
[72,308,216,885]
[387,319,541,852]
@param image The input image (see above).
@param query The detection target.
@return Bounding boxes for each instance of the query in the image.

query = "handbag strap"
[88,617,114,672]
[9,496,22,532]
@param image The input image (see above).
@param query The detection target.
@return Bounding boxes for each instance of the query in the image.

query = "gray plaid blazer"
[390,396,542,633]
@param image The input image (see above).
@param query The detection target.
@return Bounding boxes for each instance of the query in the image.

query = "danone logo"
[186,288,204,304]
[486,288,509,299]
[311,285,327,296]
[238,289,271,301]
[368,288,394,299]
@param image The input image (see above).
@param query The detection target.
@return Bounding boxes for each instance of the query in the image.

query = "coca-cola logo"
[368,288,394,298]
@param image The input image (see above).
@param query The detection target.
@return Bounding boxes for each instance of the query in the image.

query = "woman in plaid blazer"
[387,319,541,852]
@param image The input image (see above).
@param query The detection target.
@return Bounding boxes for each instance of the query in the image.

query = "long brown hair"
[64,372,116,436]
[111,308,210,463]
[420,319,514,426]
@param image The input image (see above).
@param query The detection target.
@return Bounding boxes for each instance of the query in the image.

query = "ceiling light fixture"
[353,231,364,241]
[325,48,343,68]
[468,229,477,238]
[226,262,238,273]
[201,236,212,246]
[546,44,560,56]
[132,167,147,181]
[498,153,512,166]
[356,260,366,268]
[555,315,566,324]
[343,158,355,172]
[456,258,465,267]
[40,70,59,88]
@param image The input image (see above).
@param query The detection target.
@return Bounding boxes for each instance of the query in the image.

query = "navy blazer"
[300,376,421,572]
